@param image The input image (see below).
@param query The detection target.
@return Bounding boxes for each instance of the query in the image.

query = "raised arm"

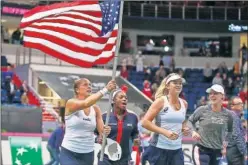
[65,80,116,115]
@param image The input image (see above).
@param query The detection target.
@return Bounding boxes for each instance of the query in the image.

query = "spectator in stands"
[155,65,167,83]
[239,86,248,104]
[151,83,158,100]
[243,59,247,75]
[46,122,65,165]
[212,72,223,85]
[138,112,151,165]
[145,39,155,54]
[233,61,241,77]
[1,26,10,43]
[203,62,213,83]
[121,58,127,67]
[210,41,217,57]
[233,76,242,95]
[226,77,234,96]
[11,28,21,44]
[222,73,229,93]
[239,43,248,67]
[21,92,29,105]
[142,80,152,99]
[136,51,145,72]
[60,78,115,165]
[144,66,152,81]
[178,69,186,84]
[162,55,171,68]
[227,96,247,165]
[170,55,176,72]
[217,62,228,76]
[120,66,129,80]
[198,46,206,56]
[159,55,164,66]
[127,55,134,71]
[6,79,17,103]
[20,80,29,95]
[142,73,190,165]
[197,96,207,107]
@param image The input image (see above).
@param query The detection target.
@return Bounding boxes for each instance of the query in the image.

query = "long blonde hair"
[154,73,180,99]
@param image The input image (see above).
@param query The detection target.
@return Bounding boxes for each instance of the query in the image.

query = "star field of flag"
[100,0,120,35]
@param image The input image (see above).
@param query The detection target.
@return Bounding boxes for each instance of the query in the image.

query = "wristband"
[99,88,108,96]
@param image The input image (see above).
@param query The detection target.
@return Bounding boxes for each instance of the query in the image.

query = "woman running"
[188,84,233,165]
[97,86,139,165]
[60,78,116,165]
[141,73,190,165]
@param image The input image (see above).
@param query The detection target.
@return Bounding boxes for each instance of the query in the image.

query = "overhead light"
[1,19,7,23]
[164,46,170,52]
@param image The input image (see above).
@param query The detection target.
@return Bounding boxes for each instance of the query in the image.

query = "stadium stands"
[125,64,246,112]
[1,56,57,123]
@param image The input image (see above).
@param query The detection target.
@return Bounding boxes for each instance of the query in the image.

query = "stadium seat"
[1,89,8,103]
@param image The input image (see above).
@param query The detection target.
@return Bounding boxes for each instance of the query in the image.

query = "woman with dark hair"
[188,84,233,165]
[141,73,189,165]
[60,78,116,165]
[97,86,139,165]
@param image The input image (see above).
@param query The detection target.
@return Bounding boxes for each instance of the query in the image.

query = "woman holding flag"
[141,73,190,165]
[97,85,139,165]
[60,78,116,165]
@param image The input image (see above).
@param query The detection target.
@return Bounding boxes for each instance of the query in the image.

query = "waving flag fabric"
[20,0,120,67]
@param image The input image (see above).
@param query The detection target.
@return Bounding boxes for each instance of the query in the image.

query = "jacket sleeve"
[187,106,205,131]
[231,113,246,155]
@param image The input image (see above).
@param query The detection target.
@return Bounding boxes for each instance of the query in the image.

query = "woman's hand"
[106,80,117,92]
[103,125,111,136]
[163,130,179,140]
[192,131,201,141]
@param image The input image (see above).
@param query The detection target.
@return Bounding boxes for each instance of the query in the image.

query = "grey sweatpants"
[226,146,245,165]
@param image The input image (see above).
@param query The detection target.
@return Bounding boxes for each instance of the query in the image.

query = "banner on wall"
[1,2,34,16]
[9,137,43,165]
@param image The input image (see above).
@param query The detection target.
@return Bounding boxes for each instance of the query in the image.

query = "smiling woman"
[188,84,234,165]
[141,73,189,165]
[60,78,116,165]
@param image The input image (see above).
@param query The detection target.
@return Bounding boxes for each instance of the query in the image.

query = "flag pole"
[100,0,124,161]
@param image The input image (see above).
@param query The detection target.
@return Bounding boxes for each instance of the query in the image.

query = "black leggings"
[192,144,222,165]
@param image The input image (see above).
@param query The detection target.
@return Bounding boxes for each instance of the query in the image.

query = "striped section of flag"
[20,1,119,67]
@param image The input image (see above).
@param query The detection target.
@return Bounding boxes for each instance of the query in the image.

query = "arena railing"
[123,2,248,21]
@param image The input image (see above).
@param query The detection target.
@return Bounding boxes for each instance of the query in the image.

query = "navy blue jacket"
[100,110,139,163]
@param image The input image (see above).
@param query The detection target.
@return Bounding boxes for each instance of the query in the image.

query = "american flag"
[20,0,120,67]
